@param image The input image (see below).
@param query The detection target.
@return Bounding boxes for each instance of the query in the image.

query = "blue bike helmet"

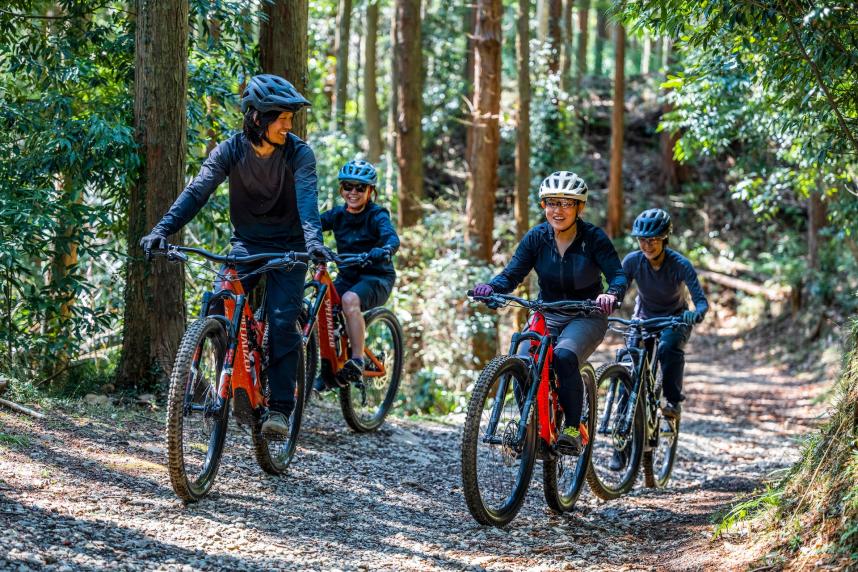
[240,74,311,114]
[338,160,378,186]
[631,208,672,238]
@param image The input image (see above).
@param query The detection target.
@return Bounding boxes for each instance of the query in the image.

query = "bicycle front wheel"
[586,362,644,500]
[643,414,680,488]
[543,363,597,513]
[461,355,536,527]
[253,323,306,474]
[166,317,230,502]
[339,308,403,432]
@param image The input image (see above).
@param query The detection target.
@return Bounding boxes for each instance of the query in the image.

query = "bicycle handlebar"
[466,291,610,313]
[153,244,311,266]
[608,315,688,332]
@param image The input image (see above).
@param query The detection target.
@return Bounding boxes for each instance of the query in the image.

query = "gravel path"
[0,333,827,571]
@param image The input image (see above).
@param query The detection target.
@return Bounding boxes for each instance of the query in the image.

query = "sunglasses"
[341,183,368,194]
[542,198,581,210]
[637,236,666,245]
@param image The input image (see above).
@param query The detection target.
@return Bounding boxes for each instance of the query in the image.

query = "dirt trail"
[0,332,828,571]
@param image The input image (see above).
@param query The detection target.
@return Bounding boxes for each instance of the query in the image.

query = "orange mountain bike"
[301,253,403,432]
[154,244,310,502]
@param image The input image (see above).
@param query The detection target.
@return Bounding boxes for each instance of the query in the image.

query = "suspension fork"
[216,294,246,399]
[481,332,545,446]
[303,281,327,339]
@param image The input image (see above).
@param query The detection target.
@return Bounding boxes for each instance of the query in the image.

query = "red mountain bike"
[301,253,403,432]
[155,245,309,502]
[461,292,599,526]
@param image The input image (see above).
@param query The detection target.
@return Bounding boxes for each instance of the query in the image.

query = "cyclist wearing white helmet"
[139,74,332,438]
[316,160,400,389]
[473,171,627,455]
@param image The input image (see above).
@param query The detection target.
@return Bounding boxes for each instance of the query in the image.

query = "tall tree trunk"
[560,0,574,91]
[594,6,607,76]
[464,4,476,166]
[205,10,221,154]
[576,0,590,86]
[641,32,651,75]
[466,0,502,261]
[260,0,310,139]
[537,0,549,43]
[606,24,625,238]
[332,0,353,129]
[468,0,503,365]
[515,0,532,330]
[118,0,189,389]
[547,0,562,74]
[364,0,383,163]
[659,101,688,191]
[515,0,531,244]
[807,190,828,271]
[393,0,424,227]
[661,37,672,72]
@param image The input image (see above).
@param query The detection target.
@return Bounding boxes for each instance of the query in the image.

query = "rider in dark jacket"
[139,74,332,437]
[318,160,400,387]
[473,171,626,455]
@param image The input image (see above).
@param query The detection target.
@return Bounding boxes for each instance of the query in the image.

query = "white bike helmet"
[538,171,588,203]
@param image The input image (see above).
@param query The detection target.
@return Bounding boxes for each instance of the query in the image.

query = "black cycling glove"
[368,247,390,263]
[139,232,167,260]
[682,310,703,325]
[309,245,336,264]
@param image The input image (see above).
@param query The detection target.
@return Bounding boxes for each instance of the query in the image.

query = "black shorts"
[334,275,394,311]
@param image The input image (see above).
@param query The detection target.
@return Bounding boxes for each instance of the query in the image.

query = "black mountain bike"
[587,315,689,499]
[461,292,600,526]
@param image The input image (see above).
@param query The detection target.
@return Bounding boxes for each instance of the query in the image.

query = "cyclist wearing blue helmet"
[139,74,333,438]
[623,208,708,422]
[317,160,400,388]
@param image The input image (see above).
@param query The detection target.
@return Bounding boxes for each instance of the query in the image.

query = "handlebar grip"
[466,289,475,297]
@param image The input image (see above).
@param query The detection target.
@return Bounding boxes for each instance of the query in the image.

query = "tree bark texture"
[260,0,310,139]
[537,0,548,43]
[515,0,531,243]
[364,1,383,163]
[606,24,625,238]
[118,0,189,389]
[466,0,502,261]
[560,0,573,91]
[594,7,607,76]
[547,0,562,74]
[641,33,652,75]
[807,191,828,271]
[332,0,352,129]
[576,0,590,85]
[393,0,424,227]
[659,101,688,191]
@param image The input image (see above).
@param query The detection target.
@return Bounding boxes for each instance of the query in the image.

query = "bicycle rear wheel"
[253,323,306,474]
[166,317,229,502]
[543,363,597,513]
[299,307,320,405]
[339,308,403,432]
[461,355,536,527]
[586,362,644,500]
[643,415,680,488]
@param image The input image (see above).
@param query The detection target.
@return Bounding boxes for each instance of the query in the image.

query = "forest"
[1,0,856,569]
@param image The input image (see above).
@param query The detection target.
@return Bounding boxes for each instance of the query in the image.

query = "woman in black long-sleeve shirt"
[473,171,627,454]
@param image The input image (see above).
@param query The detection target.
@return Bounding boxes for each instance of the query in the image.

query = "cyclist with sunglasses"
[622,208,708,422]
[316,160,400,389]
[138,74,334,438]
[472,171,627,455]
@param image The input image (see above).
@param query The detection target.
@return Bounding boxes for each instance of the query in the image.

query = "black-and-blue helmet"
[631,208,672,238]
[240,74,311,114]
[338,160,378,186]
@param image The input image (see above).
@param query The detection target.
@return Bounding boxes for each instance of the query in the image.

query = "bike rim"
[591,370,639,491]
[182,331,227,493]
[474,371,533,515]
[349,314,399,427]
[652,416,678,484]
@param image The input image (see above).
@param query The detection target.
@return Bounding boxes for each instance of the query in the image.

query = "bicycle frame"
[197,267,267,411]
[484,311,586,452]
[302,263,387,380]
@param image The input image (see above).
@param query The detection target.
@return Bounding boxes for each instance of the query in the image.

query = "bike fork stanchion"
[598,378,617,435]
